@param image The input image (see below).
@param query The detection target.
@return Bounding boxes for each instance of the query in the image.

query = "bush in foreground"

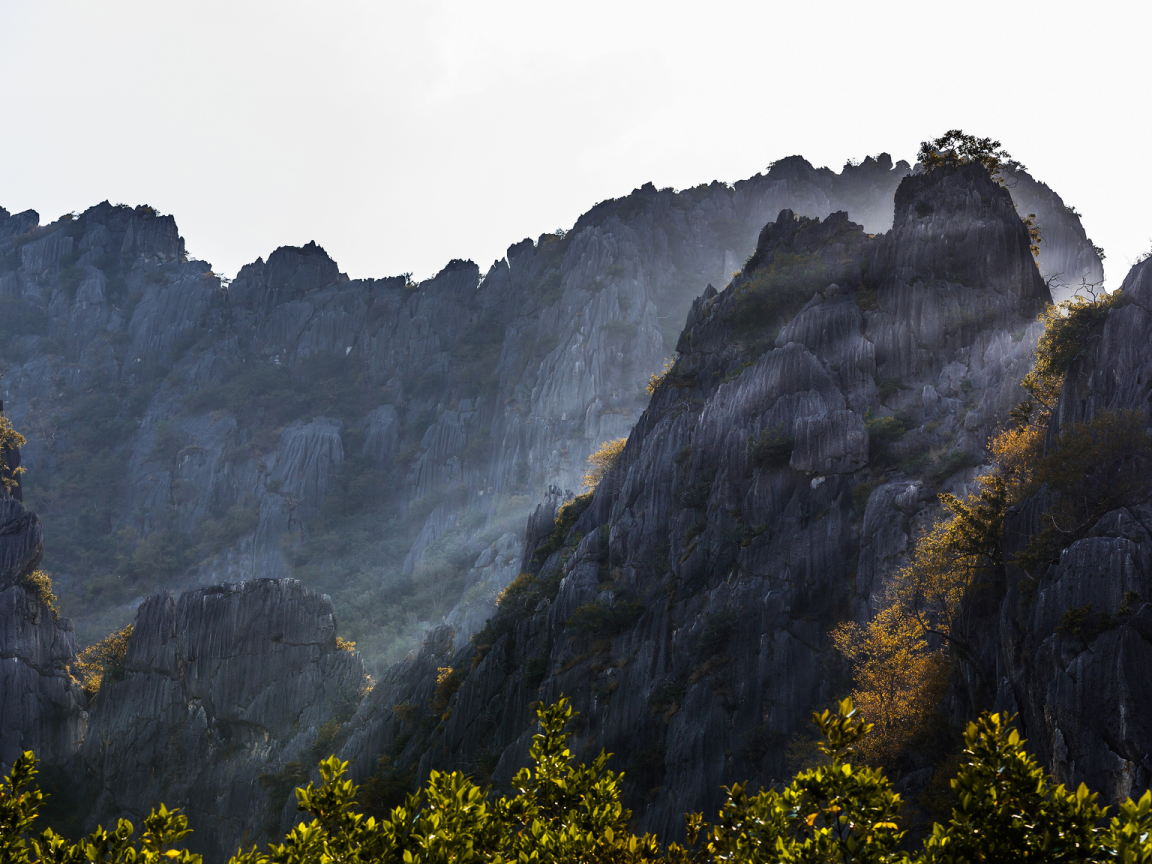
[4,698,1152,863]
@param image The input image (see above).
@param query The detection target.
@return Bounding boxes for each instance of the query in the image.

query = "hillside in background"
[0,155,1100,671]
[0,150,1127,862]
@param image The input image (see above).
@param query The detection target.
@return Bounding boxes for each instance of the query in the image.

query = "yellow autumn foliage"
[74,624,134,699]
[582,437,627,490]
[646,358,675,395]
[831,605,949,767]
[19,571,59,620]
[0,413,26,490]
[834,288,1138,766]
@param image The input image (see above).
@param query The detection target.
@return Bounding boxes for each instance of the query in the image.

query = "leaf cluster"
[917,130,1024,183]
[1,755,201,863]
[584,438,628,491]
[1023,290,1124,407]
[1017,408,1152,573]
[73,624,134,699]
[747,426,794,471]
[0,411,26,490]
[19,571,60,620]
[9,698,1152,863]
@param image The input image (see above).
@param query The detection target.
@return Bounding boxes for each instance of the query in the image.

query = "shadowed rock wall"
[331,163,1061,837]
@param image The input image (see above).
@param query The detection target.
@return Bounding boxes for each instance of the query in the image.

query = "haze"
[1,0,1148,284]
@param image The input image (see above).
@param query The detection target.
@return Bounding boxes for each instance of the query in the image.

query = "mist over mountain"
[2,148,1138,861]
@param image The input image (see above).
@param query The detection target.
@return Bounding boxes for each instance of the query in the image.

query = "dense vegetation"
[6,698,1152,863]
[0,407,25,490]
[833,288,1150,768]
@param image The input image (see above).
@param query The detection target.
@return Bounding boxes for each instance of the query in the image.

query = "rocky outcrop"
[0,153,1101,670]
[992,256,1152,805]
[331,163,1056,836]
[0,154,1121,850]
[0,431,87,776]
[80,578,364,861]
[1003,167,1106,303]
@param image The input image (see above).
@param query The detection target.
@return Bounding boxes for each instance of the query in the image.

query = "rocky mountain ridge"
[0,153,1100,669]
[328,163,1063,840]
[0,152,1123,861]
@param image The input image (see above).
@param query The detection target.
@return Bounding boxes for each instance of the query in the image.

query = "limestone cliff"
[992,255,1152,802]
[0,424,87,776]
[0,156,1100,670]
[78,579,364,861]
[330,164,1059,835]
[0,154,1124,858]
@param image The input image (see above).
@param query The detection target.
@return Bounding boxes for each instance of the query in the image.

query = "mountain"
[329,162,1057,836]
[0,152,1121,860]
[0,156,1098,672]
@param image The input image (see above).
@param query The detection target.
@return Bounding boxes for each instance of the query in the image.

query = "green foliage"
[648,679,686,717]
[923,451,981,486]
[0,412,27,489]
[731,252,835,340]
[923,712,1106,863]
[522,644,551,688]
[431,666,462,713]
[852,482,875,521]
[184,354,386,432]
[1017,409,1152,573]
[524,493,592,570]
[1056,603,1115,645]
[680,472,716,509]
[747,425,794,471]
[696,610,738,663]
[149,421,186,464]
[672,699,904,864]
[865,408,914,466]
[317,454,389,524]
[1026,291,1125,395]
[0,298,48,363]
[917,129,1024,182]
[1,753,202,863]
[18,571,59,620]
[74,624,134,698]
[451,309,511,396]
[197,505,260,552]
[121,528,195,583]
[567,598,644,637]
[584,438,628,490]
[10,699,1152,863]
[876,377,909,401]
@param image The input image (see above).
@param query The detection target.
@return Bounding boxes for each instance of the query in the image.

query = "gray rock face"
[0,495,42,586]
[0,158,1117,848]
[991,255,1152,807]
[0,580,88,773]
[0,435,87,775]
[332,165,1056,836]
[1002,167,1106,303]
[0,154,1101,669]
[80,578,364,861]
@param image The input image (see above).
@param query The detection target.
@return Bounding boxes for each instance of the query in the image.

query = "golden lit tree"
[74,625,134,699]
[831,606,949,767]
[0,413,26,490]
[583,437,627,490]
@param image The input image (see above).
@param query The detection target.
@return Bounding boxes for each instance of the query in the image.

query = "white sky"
[1,1,1149,285]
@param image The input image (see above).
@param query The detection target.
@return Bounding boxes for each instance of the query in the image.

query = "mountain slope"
[332,162,1056,836]
[3,153,1059,668]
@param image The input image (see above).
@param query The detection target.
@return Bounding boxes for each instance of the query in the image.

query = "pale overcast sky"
[1,1,1149,285]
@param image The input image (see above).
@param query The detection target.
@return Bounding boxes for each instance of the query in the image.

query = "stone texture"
[0,156,1100,657]
[80,579,364,861]
[333,164,1060,838]
[0,436,87,775]
[990,254,1152,809]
